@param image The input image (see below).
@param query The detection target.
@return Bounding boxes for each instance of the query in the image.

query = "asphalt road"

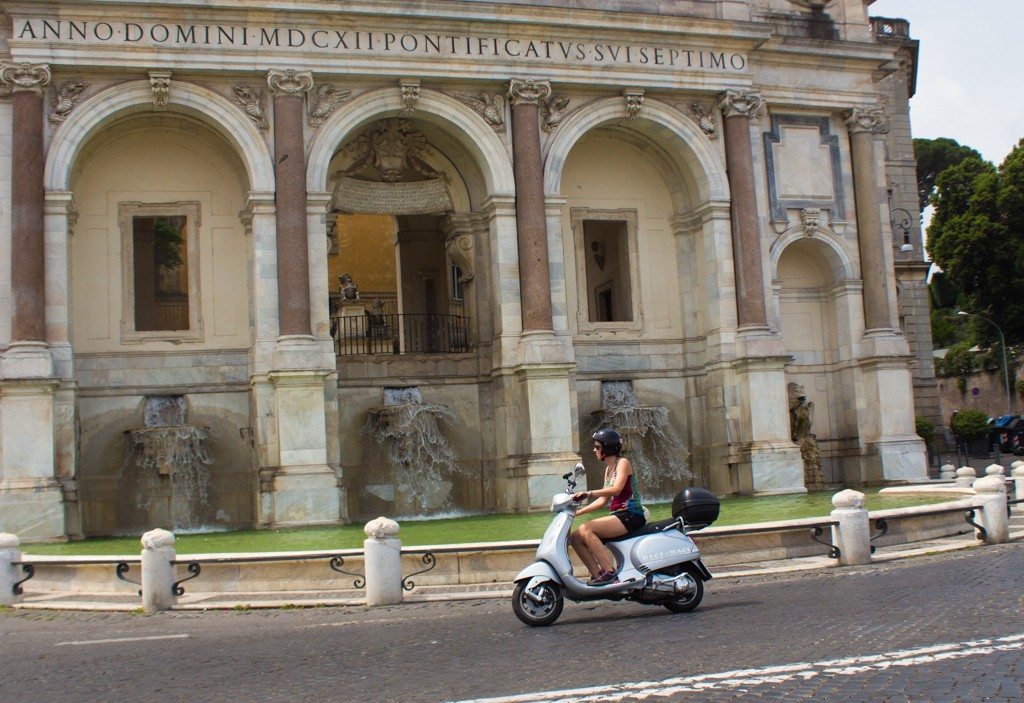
[1,544,1022,703]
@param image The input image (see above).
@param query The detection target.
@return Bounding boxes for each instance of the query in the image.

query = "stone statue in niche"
[788,382,826,489]
[339,273,359,300]
[336,119,447,183]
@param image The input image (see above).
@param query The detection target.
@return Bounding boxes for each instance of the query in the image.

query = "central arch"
[306,87,515,197]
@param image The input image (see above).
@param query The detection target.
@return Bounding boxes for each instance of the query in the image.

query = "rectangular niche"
[763,115,845,224]
[119,201,203,343]
[570,208,642,332]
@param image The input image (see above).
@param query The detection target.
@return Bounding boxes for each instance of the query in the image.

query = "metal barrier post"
[974,477,1009,545]
[0,533,22,606]
[141,529,177,613]
[364,517,403,607]
[830,490,871,566]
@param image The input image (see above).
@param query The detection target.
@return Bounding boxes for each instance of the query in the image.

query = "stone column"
[718,90,769,331]
[844,106,893,333]
[269,69,314,338]
[140,529,177,613]
[0,63,65,541]
[363,517,403,606]
[507,78,554,333]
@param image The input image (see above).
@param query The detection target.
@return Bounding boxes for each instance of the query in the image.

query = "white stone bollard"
[363,517,403,607]
[1014,466,1024,500]
[955,466,976,488]
[973,476,1009,545]
[985,464,1005,477]
[830,489,871,566]
[939,463,957,481]
[0,533,23,607]
[141,529,177,613]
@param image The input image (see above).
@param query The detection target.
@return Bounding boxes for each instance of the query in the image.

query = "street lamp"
[957,311,1012,415]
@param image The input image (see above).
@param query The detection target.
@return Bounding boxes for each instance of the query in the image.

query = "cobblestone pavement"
[1,543,1021,703]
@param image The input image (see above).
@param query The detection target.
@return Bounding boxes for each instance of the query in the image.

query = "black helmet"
[592,428,623,455]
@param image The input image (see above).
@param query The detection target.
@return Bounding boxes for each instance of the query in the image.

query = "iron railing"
[332,312,470,355]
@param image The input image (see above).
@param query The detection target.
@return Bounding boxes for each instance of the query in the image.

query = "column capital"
[507,78,552,107]
[843,105,889,135]
[717,89,767,119]
[267,69,314,98]
[0,61,51,95]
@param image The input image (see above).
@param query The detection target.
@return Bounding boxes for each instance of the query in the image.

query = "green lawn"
[25,488,950,555]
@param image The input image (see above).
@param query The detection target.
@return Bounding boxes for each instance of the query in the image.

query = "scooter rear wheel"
[662,567,704,613]
[512,580,564,627]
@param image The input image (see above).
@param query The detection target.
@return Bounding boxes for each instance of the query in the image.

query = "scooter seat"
[605,518,677,542]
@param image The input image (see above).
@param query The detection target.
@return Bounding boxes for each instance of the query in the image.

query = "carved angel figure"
[232,86,268,130]
[454,92,505,132]
[308,84,352,127]
[541,95,570,133]
[49,80,88,124]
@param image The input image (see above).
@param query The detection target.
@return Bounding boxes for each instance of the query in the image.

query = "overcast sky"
[869,0,1022,165]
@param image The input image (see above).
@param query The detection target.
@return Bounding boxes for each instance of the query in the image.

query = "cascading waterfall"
[364,387,467,515]
[591,380,691,501]
[125,396,213,531]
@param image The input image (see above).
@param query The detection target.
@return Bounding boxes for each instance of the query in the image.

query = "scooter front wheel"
[512,580,564,627]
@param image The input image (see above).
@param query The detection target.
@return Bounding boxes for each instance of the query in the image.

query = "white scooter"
[512,463,719,626]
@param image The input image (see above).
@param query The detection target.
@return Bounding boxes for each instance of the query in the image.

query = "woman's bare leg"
[580,517,627,574]
[569,529,601,577]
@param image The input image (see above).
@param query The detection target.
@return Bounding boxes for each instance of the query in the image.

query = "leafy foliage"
[927,140,1024,345]
[914,137,983,207]
[936,341,974,379]
[153,217,184,271]
[949,409,990,440]
[915,416,935,444]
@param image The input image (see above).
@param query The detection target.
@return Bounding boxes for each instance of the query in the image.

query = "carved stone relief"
[266,68,313,97]
[399,78,420,112]
[444,230,475,283]
[622,88,644,120]
[149,70,171,111]
[718,89,767,119]
[843,105,889,135]
[687,101,718,139]
[334,119,446,183]
[231,85,268,130]
[540,94,569,133]
[48,80,89,124]
[308,84,352,127]
[507,78,551,106]
[453,91,505,133]
[0,61,52,94]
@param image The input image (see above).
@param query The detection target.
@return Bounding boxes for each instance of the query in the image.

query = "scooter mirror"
[574,462,585,476]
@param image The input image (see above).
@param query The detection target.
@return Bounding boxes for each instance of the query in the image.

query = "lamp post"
[957,311,1012,416]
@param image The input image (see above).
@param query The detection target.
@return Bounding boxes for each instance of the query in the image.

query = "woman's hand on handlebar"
[572,491,589,502]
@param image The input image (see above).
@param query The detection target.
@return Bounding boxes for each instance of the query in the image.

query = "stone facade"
[0,0,930,541]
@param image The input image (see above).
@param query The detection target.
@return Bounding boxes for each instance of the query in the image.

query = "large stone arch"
[45,80,274,192]
[543,97,729,204]
[769,228,855,284]
[306,87,515,197]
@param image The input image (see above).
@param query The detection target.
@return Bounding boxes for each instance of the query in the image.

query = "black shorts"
[613,510,646,533]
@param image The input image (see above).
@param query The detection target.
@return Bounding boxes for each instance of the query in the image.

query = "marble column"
[718,90,769,331]
[844,106,893,333]
[0,62,65,540]
[269,69,314,338]
[507,78,554,333]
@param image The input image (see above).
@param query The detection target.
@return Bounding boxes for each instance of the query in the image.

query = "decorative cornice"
[843,105,889,135]
[622,88,645,121]
[507,78,551,107]
[399,78,420,112]
[149,70,171,111]
[0,61,52,95]
[717,89,767,119]
[267,69,313,98]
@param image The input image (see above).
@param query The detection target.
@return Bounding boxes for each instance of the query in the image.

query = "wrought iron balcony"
[332,312,470,355]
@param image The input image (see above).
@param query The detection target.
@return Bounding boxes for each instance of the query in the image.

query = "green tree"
[927,140,1024,345]
[914,137,983,207]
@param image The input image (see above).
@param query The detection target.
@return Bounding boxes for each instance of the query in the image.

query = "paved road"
[1,544,1021,703]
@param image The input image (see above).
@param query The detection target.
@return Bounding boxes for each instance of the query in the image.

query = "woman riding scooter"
[569,428,646,585]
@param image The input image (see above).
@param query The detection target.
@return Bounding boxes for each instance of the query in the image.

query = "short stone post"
[955,466,976,488]
[364,517,403,607]
[973,476,1009,545]
[0,533,23,606]
[939,463,957,481]
[830,489,871,566]
[141,529,177,613]
[985,463,1005,478]
[1013,465,1024,500]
